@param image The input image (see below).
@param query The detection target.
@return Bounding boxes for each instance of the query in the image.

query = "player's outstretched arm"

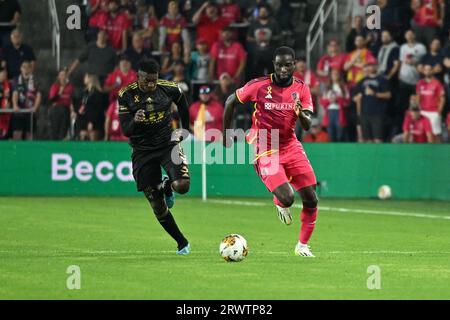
[223,93,238,147]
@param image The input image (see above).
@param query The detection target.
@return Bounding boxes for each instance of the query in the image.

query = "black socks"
[157,210,188,250]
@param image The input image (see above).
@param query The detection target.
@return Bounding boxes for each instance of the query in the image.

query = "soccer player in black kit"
[118,59,191,254]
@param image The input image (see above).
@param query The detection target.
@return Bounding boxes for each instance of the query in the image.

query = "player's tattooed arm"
[223,93,238,147]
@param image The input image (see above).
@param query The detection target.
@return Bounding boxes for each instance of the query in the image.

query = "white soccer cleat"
[276,205,293,225]
[294,242,315,257]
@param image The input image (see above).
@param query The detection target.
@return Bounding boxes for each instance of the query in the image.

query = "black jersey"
[118,80,188,151]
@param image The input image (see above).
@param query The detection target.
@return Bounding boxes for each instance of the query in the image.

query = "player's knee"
[279,191,294,208]
[172,179,190,194]
[143,186,168,218]
[303,194,318,209]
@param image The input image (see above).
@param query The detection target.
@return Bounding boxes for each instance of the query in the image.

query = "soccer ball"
[378,185,392,200]
[219,234,248,262]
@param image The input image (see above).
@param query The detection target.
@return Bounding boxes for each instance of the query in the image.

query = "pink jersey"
[210,41,247,79]
[416,78,444,112]
[103,12,130,51]
[160,15,188,51]
[104,69,137,102]
[403,112,432,143]
[107,101,128,141]
[236,74,314,149]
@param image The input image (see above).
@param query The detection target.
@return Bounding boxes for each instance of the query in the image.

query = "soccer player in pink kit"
[223,47,318,257]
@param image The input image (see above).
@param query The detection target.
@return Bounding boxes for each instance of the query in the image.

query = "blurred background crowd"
[1,0,450,143]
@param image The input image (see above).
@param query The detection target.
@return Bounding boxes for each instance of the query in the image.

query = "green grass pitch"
[1,196,450,300]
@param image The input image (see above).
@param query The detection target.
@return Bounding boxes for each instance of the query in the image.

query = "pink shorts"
[253,140,316,192]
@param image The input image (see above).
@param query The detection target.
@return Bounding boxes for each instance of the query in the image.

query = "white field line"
[2,249,450,256]
[208,199,450,221]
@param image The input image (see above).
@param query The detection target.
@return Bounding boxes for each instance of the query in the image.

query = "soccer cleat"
[176,243,190,255]
[276,205,293,225]
[162,175,175,209]
[294,242,315,257]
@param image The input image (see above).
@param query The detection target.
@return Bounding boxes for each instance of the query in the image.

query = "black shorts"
[76,114,105,131]
[10,113,34,133]
[132,143,190,192]
[360,115,384,141]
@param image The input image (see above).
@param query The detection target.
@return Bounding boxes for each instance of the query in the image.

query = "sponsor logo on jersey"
[264,102,294,110]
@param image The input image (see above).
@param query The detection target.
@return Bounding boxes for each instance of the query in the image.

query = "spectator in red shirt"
[402,104,434,143]
[86,0,109,42]
[159,0,190,62]
[293,56,320,98]
[316,40,346,84]
[103,55,137,102]
[192,2,229,50]
[103,0,130,52]
[0,67,11,139]
[209,27,247,84]
[48,68,74,140]
[343,35,377,89]
[319,69,351,142]
[411,0,445,45]
[220,0,242,24]
[104,100,127,141]
[189,85,224,141]
[416,63,445,142]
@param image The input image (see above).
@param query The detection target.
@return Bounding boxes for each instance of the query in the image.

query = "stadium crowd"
[0,0,450,143]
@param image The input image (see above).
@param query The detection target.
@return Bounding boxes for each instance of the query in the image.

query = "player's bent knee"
[274,183,295,207]
[300,185,319,208]
[172,179,190,194]
[143,186,168,218]
[279,192,295,208]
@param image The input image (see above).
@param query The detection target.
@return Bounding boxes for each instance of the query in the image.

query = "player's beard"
[274,73,293,87]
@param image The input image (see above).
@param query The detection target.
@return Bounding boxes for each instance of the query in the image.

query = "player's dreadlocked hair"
[138,58,160,74]
[273,46,295,60]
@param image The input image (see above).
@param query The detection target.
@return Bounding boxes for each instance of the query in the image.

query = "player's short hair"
[138,59,160,74]
[273,46,295,60]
